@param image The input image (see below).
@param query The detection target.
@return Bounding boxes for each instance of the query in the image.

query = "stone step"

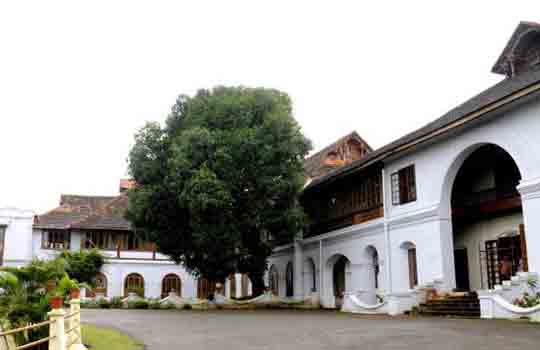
[417,309,481,318]
[422,301,479,308]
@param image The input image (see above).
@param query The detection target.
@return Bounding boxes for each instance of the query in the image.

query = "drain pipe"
[382,168,393,294]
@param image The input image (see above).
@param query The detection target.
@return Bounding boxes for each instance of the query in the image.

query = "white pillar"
[48,308,66,350]
[293,240,304,299]
[518,178,540,273]
[69,299,87,350]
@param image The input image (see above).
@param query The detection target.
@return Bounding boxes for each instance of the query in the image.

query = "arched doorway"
[450,144,526,290]
[124,273,145,297]
[304,258,317,294]
[285,262,294,297]
[269,265,279,295]
[161,274,182,298]
[365,246,380,290]
[328,254,350,308]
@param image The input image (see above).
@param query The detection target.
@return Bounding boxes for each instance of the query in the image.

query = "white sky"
[0,1,538,214]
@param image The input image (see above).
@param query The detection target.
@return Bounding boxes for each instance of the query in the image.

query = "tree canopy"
[126,86,311,295]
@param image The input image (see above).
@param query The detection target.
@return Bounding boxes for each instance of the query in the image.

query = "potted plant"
[49,293,64,309]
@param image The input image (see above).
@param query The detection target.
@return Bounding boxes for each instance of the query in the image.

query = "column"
[518,178,540,273]
[48,308,66,350]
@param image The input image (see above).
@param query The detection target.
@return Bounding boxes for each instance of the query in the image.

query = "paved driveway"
[83,309,540,350]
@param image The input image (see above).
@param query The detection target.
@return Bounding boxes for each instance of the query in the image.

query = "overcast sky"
[1,1,538,214]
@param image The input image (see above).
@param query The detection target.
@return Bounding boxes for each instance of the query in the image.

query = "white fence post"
[69,298,87,350]
[48,308,66,350]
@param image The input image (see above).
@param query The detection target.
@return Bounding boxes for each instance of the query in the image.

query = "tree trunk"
[247,271,266,297]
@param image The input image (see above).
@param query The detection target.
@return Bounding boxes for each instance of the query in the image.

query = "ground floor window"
[241,274,250,297]
[408,247,418,289]
[125,273,145,297]
[162,274,182,298]
[197,278,216,299]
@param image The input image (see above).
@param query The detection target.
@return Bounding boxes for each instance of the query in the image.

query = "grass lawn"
[82,324,143,350]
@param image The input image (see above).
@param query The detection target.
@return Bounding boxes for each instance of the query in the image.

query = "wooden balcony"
[306,205,383,238]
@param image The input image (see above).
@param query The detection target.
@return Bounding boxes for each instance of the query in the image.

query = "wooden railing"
[0,299,85,350]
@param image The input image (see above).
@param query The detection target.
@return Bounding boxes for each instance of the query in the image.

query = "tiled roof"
[303,131,372,179]
[34,194,131,231]
[305,65,540,191]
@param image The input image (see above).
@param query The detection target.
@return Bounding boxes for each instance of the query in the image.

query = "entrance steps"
[415,292,480,318]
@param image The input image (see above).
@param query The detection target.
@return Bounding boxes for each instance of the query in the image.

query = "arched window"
[269,265,279,296]
[124,273,145,297]
[161,274,182,298]
[286,262,294,297]
[401,242,418,289]
[86,272,108,298]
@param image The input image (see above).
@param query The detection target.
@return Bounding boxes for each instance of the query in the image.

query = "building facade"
[1,181,252,300]
[268,22,540,314]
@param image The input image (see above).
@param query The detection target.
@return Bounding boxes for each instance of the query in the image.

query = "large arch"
[441,143,526,291]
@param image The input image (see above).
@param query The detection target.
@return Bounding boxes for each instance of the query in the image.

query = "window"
[124,273,145,297]
[162,274,182,298]
[391,165,417,205]
[42,230,70,249]
[408,247,418,289]
[83,231,119,250]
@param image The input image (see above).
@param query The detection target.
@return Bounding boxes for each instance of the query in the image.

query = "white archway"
[325,254,351,308]
[303,257,317,295]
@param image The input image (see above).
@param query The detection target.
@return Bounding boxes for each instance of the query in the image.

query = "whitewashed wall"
[1,207,34,267]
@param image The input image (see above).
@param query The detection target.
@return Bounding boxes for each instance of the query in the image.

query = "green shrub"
[148,300,161,309]
[128,300,149,309]
[160,302,175,309]
[110,297,123,309]
[98,299,111,309]
[182,303,192,310]
[59,250,105,286]
[81,299,100,309]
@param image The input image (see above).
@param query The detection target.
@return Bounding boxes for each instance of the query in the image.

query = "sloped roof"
[303,131,372,179]
[34,194,131,231]
[306,64,540,191]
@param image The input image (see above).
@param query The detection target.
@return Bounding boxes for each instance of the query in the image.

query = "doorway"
[454,248,470,291]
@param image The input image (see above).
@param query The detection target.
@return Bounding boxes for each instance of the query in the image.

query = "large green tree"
[126,87,311,295]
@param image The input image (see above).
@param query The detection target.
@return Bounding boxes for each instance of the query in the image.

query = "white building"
[268,22,540,316]
[1,180,251,300]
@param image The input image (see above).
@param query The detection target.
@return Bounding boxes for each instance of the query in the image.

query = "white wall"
[1,207,34,267]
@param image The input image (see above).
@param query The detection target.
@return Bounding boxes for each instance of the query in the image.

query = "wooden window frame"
[162,273,182,298]
[42,230,71,250]
[391,165,417,205]
[124,273,145,297]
